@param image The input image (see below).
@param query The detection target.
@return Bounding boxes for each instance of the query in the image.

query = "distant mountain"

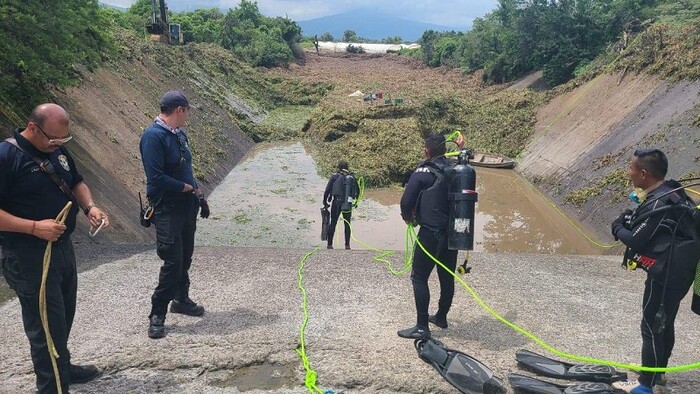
[298,9,466,42]
[99,2,126,11]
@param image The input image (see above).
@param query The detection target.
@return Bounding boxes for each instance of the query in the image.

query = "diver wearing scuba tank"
[397,133,458,340]
[323,161,359,249]
[610,148,700,394]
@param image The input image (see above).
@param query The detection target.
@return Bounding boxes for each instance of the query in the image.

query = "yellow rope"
[332,176,413,275]
[39,201,72,394]
[295,247,325,394]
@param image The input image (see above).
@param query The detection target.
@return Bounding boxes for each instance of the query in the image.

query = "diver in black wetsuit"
[323,161,359,249]
[397,133,459,339]
[611,148,700,394]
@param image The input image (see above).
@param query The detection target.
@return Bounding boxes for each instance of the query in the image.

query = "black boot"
[148,314,166,339]
[172,282,205,316]
[170,298,205,316]
[69,364,100,383]
[397,325,431,339]
[429,314,448,329]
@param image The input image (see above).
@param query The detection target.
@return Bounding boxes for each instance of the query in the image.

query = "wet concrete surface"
[197,142,603,255]
[1,247,698,393]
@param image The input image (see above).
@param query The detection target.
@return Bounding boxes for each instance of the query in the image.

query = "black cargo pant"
[327,200,352,247]
[638,273,693,387]
[150,194,199,316]
[411,226,458,328]
[2,238,77,394]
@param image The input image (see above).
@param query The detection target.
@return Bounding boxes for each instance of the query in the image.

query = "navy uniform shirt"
[0,128,83,246]
[139,122,197,199]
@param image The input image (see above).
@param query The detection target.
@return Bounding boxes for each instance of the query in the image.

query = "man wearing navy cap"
[140,90,210,339]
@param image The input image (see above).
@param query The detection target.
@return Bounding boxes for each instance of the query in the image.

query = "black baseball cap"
[160,90,195,109]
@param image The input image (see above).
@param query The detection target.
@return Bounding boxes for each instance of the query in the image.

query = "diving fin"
[415,338,506,394]
[516,350,627,384]
[321,207,330,241]
[508,373,626,394]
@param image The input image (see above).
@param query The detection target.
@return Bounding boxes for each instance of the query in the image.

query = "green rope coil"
[295,247,326,394]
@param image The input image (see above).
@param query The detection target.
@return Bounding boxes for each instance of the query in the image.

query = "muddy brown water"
[207,361,298,391]
[196,142,603,255]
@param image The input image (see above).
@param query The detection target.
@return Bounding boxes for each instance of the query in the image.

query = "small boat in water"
[470,152,515,169]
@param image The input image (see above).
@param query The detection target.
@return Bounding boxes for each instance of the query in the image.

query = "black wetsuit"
[612,181,699,387]
[400,157,458,329]
[323,170,358,248]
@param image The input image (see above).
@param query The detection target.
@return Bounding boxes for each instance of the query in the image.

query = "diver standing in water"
[397,133,459,339]
[323,160,359,249]
[610,148,700,394]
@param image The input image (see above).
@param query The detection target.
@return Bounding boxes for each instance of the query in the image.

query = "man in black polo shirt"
[140,91,210,339]
[0,103,109,393]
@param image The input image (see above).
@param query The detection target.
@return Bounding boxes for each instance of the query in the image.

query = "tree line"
[2,0,697,116]
[414,0,695,86]
[0,0,303,114]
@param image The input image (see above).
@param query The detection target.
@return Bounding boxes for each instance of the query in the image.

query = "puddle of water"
[198,143,602,254]
[208,361,297,390]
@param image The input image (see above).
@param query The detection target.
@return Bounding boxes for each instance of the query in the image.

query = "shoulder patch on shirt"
[58,155,70,171]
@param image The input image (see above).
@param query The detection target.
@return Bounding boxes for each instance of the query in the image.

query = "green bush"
[0,0,113,114]
[346,44,365,54]
[219,0,302,67]
[407,0,699,86]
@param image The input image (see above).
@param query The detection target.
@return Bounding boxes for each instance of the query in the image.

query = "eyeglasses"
[34,122,73,145]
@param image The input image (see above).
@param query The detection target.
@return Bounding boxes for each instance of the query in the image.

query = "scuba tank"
[331,170,356,211]
[448,150,478,250]
[342,173,357,211]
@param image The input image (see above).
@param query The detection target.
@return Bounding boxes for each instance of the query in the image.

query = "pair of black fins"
[416,341,629,393]
[415,338,506,393]
[509,349,629,393]
[320,206,330,241]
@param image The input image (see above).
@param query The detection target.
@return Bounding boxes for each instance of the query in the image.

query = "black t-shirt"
[0,128,83,246]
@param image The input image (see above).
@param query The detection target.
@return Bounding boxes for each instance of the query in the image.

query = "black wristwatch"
[83,204,95,216]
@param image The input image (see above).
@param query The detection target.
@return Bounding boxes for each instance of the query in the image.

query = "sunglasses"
[34,122,73,145]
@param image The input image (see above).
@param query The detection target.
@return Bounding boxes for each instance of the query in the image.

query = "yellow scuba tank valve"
[456,252,471,275]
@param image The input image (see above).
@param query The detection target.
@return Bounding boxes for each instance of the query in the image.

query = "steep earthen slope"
[519,73,700,246]
[52,60,255,244]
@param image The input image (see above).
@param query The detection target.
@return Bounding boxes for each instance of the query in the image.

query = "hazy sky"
[104,0,499,27]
